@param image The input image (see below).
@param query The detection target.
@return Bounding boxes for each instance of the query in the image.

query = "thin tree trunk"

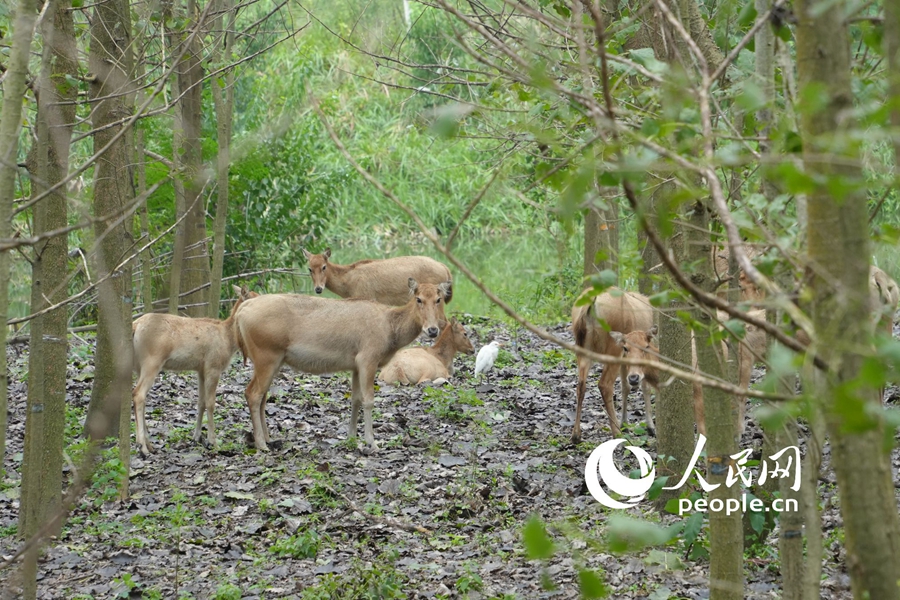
[208,0,236,318]
[0,0,38,477]
[168,71,186,315]
[686,203,743,600]
[85,0,135,500]
[797,0,900,594]
[178,0,211,318]
[653,184,695,511]
[20,0,75,557]
[135,63,153,315]
[885,0,900,173]
[21,3,75,594]
[582,202,618,285]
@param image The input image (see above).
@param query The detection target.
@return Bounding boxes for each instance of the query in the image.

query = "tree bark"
[797,0,900,595]
[0,0,38,477]
[583,203,618,284]
[85,0,135,493]
[885,0,900,172]
[177,0,211,317]
[20,0,76,556]
[208,0,236,318]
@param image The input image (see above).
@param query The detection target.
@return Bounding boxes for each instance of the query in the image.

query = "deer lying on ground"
[235,278,452,451]
[378,318,474,385]
[571,289,654,441]
[131,285,258,456]
[302,247,453,306]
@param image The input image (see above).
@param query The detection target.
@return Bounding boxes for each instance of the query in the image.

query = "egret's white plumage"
[475,340,502,383]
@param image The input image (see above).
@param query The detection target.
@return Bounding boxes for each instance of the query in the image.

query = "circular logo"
[584,439,655,509]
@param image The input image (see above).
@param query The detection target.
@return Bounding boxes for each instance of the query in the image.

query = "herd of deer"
[571,255,900,443]
[130,247,900,457]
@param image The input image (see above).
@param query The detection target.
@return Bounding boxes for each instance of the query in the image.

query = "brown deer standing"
[610,327,660,435]
[692,309,766,437]
[131,285,258,456]
[378,318,474,385]
[235,278,452,451]
[302,247,453,306]
[571,289,654,441]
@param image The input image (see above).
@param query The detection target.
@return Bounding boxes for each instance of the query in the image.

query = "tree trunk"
[652,184,695,511]
[85,0,135,495]
[582,202,618,285]
[885,0,900,173]
[20,0,76,549]
[0,0,38,477]
[168,70,186,315]
[797,0,900,595]
[208,0,236,318]
[177,0,211,318]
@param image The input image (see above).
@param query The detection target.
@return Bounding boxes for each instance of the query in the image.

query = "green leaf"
[588,269,618,292]
[522,516,555,560]
[736,81,767,113]
[647,475,669,500]
[607,515,673,553]
[644,549,684,570]
[738,3,758,27]
[577,568,608,598]
[224,491,255,501]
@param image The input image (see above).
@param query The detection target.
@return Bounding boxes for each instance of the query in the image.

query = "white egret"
[475,340,503,383]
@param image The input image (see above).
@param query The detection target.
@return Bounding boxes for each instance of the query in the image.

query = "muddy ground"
[1,317,897,599]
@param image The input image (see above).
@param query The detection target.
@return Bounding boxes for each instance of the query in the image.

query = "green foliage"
[212,583,242,600]
[300,551,407,599]
[424,387,483,422]
[269,528,322,559]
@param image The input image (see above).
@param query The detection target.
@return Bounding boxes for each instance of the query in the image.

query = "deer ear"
[610,331,625,346]
[408,277,418,293]
[439,281,452,301]
[323,247,332,260]
[232,284,242,296]
[648,324,658,339]
[302,248,312,260]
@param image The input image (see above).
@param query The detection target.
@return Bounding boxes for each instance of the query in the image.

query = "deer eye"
[622,347,629,354]
[322,265,326,272]
[417,297,423,304]
[308,268,312,273]
[436,298,441,304]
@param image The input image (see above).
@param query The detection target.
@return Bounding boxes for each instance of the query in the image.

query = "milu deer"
[571,289,654,441]
[235,278,452,451]
[692,309,767,437]
[609,327,660,435]
[131,285,258,456]
[378,318,474,385]
[302,247,453,306]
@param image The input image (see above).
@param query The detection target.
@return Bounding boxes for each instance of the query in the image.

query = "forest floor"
[1,317,897,599]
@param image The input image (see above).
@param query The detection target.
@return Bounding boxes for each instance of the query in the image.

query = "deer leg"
[619,364,629,429]
[132,360,162,457]
[245,356,279,451]
[194,371,206,444]
[349,370,362,440]
[201,369,220,448]
[737,341,751,438]
[358,362,378,449]
[572,356,592,443]
[643,381,656,436]
[691,334,706,436]
[598,363,621,438]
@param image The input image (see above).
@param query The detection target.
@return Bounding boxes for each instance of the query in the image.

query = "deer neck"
[428,328,456,368]
[388,303,424,351]
[324,261,354,298]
